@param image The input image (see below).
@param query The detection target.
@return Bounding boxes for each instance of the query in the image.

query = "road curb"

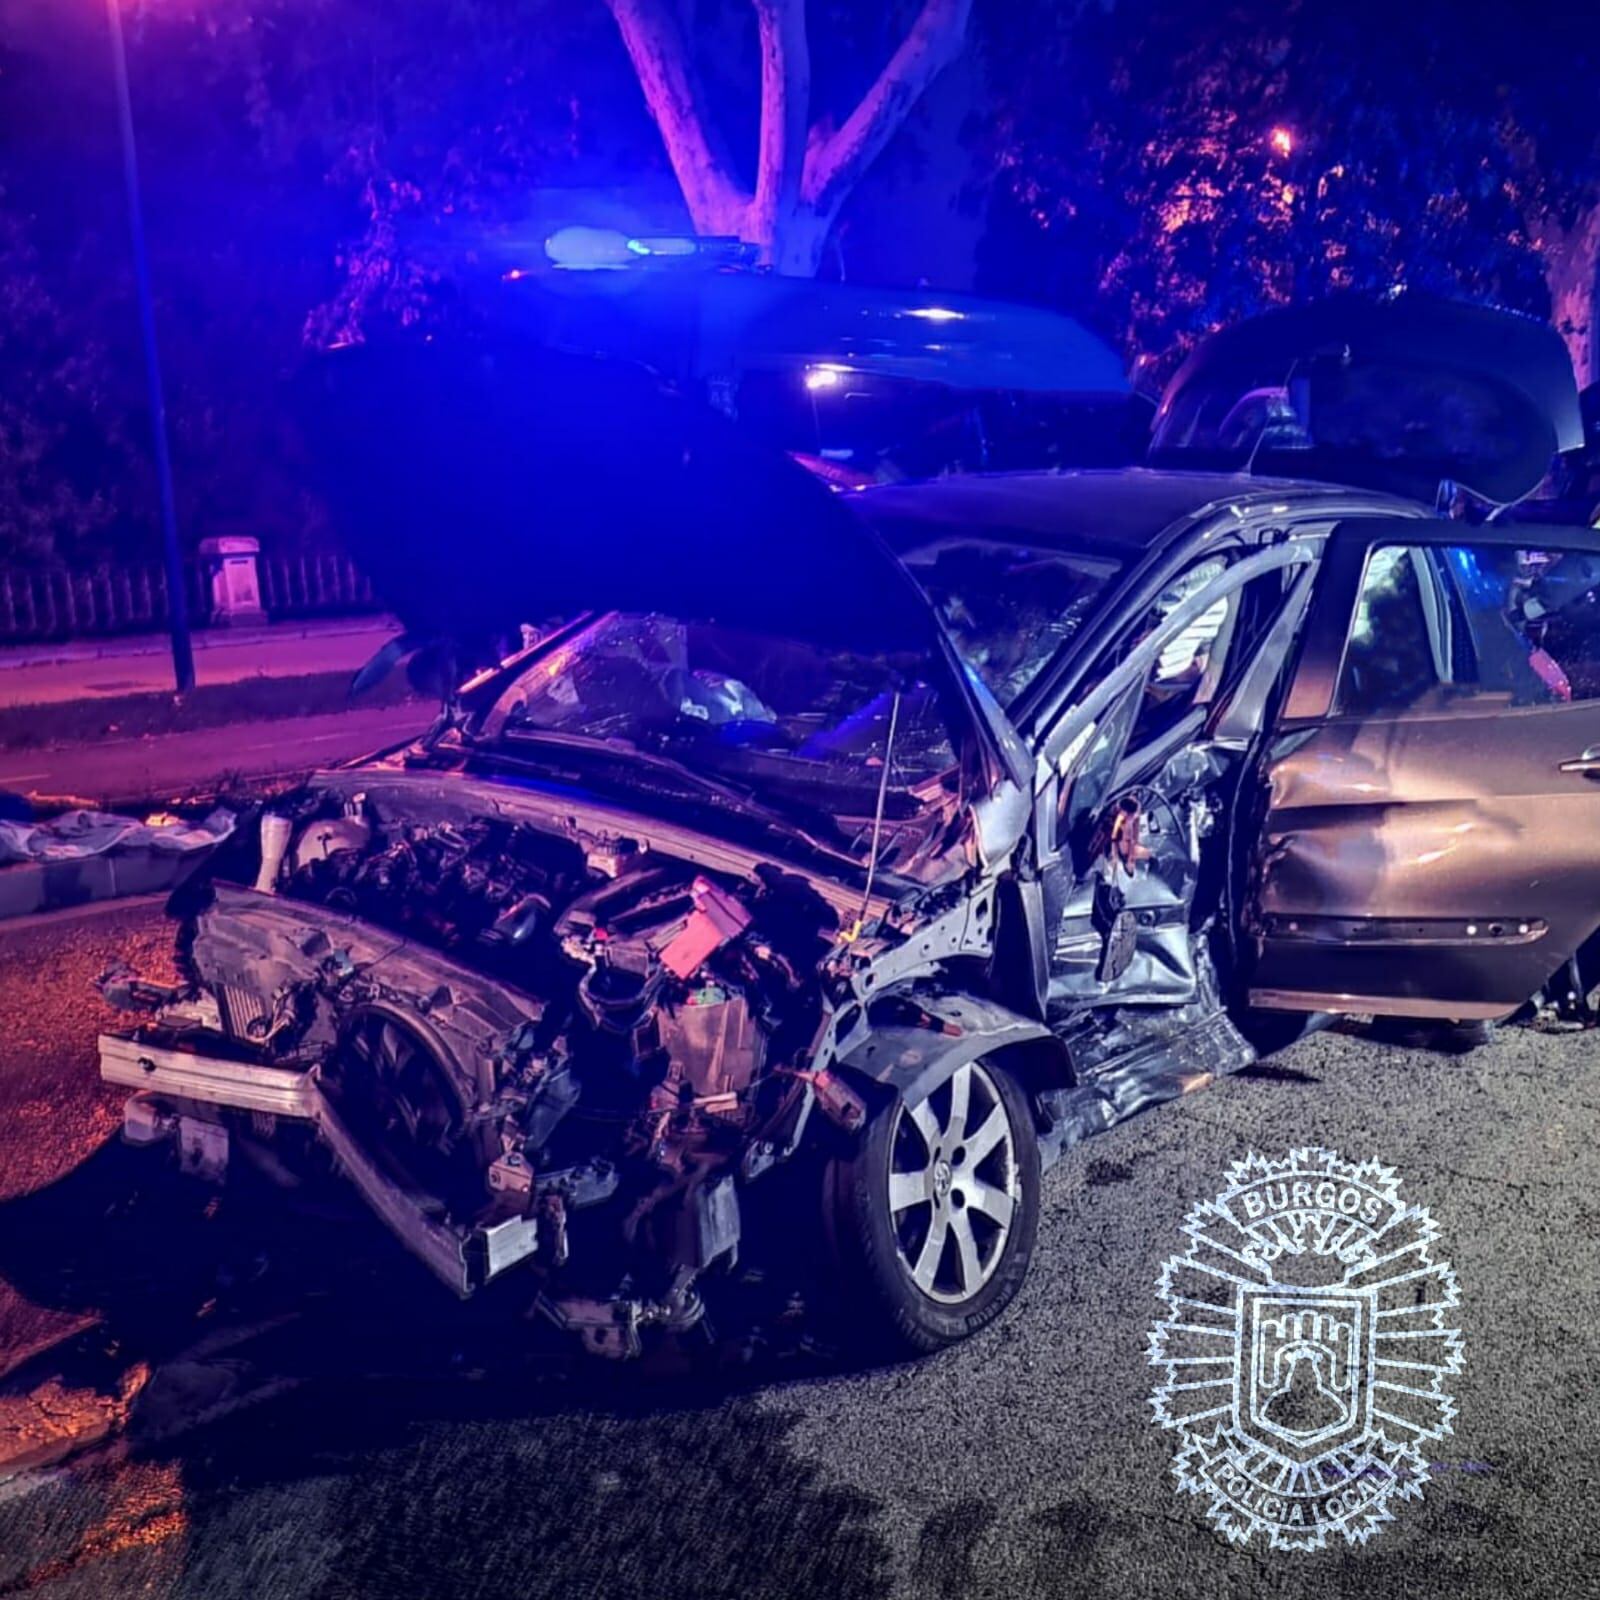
[0,1363,150,1484]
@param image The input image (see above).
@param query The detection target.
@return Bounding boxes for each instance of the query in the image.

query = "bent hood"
[295,337,940,655]
[1150,294,1582,505]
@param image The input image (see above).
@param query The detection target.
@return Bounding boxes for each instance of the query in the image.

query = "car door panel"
[1047,743,1233,1010]
[1249,518,1600,1019]
[1039,545,1313,1011]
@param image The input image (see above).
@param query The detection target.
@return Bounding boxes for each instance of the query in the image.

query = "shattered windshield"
[475,613,961,838]
[897,538,1123,706]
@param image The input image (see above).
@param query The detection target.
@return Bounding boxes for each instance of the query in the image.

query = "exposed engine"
[278,797,825,1081]
[106,780,845,1353]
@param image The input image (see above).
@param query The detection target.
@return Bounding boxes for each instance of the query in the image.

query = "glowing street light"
[104,0,194,694]
[1269,126,1295,158]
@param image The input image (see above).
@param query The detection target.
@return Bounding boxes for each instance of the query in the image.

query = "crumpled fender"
[831,989,1060,1112]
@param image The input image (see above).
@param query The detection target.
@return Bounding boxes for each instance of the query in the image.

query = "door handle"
[1560,747,1600,774]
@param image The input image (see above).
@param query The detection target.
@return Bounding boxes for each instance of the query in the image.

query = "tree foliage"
[0,1,641,561]
[0,198,140,563]
[978,0,1600,380]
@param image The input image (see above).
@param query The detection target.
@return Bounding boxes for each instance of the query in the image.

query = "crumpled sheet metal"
[0,808,235,920]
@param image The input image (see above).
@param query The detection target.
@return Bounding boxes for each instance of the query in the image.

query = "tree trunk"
[603,0,971,278]
[767,208,832,275]
[605,0,748,237]
[749,0,809,267]
[1540,203,1600,391]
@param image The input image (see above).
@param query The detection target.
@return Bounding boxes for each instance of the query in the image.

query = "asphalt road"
[0,702,428,809]
[0,619,399,707]
[0,902,1596,1599]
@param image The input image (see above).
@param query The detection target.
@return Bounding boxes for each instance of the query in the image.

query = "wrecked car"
[97,298,1600,1357]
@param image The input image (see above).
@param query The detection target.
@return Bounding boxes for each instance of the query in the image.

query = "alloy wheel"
[886,1059,1021,1305]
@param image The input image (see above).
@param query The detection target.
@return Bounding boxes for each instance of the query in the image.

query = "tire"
[1237,1006,1333,1058]
[1366,1016,1497,1055]
[823,1056,1040,1355]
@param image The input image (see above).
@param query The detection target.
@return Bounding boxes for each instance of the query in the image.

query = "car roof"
[507,270,1131,396]
[846,467,1404,556]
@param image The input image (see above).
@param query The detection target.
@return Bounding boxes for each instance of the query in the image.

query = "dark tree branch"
[802,0,971,220]
[602,0,747,232]
[749,0,810,261]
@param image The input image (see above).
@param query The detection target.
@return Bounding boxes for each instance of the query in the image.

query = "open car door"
[1247,516,1600,1020]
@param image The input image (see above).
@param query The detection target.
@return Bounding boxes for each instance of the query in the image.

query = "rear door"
[1248,517,1600,1019]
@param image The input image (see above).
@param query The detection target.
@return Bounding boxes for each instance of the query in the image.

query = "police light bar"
[543,226,758,272]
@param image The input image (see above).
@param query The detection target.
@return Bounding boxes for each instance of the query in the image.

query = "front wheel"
[824,1056,1040,1355]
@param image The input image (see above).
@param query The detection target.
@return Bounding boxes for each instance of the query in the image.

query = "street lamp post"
[104,0,195,695]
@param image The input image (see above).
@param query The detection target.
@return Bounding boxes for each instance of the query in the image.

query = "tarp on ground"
[0,808,235,920]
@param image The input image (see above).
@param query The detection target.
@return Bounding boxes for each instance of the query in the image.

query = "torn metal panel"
[833,989,1061,1110]
[1039,945,1256,1165]
[102,1035,477,1295]
[190,884,539,1097]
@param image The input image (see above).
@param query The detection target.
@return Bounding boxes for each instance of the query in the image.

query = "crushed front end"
[98,773,868,1358]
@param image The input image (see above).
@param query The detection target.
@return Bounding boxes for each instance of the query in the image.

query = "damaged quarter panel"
[831,990,1056,1121]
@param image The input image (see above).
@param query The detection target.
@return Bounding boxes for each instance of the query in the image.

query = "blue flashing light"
[630,235,699,258]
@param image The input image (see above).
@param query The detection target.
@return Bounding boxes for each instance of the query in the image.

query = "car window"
[1121,556,1236,748]
[897,538,1123,707]
[1337,541,1600,716]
